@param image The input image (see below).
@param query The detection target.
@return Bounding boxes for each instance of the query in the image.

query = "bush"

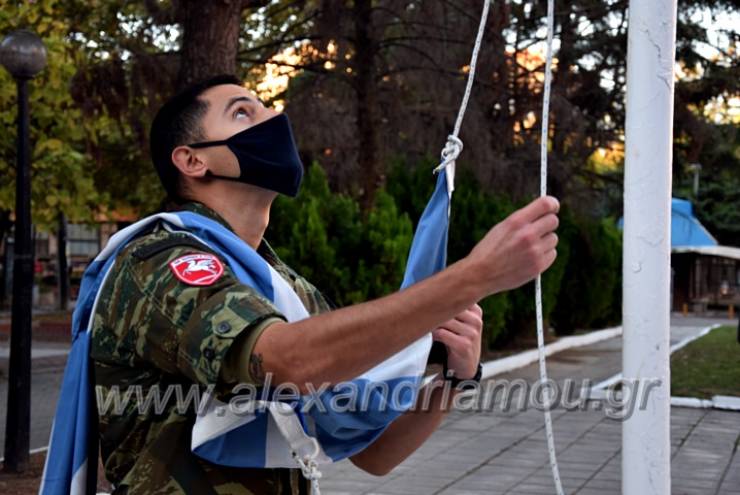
[268,163,412,307]
[550,213,622,334]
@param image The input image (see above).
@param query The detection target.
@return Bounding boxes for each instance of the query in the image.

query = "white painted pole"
[622,1,678,494]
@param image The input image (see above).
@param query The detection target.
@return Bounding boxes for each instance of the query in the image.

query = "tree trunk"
[353,0,380,210]
[549,2,576,199]
[488,5,513,153]
[176,0,245,90]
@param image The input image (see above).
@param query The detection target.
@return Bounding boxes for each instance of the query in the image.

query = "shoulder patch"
[169,253,225,286]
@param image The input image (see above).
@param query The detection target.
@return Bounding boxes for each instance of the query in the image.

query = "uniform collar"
[179,201,279,262]
[179,201,233,231]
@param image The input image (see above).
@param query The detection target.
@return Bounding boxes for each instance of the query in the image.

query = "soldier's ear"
[172,145,208,179]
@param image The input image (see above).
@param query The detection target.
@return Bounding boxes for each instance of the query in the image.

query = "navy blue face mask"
[188,113,304,197]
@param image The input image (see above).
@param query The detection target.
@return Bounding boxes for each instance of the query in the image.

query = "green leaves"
[268,163,412,307]
[0,0,108,230]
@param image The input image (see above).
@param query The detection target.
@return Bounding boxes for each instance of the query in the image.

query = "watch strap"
[444,362,483,389]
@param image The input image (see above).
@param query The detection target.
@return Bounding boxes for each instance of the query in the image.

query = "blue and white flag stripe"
[40,168,452,494]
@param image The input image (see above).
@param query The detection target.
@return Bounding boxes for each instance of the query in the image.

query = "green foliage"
[550,213,623,334]
[358,191,414,298]
[674,123,740,246]
[268,163,412,307]
[693,179,740,246]
[0,0,107,230]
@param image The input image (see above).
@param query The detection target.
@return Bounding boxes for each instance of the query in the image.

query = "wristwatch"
[444,362,483,390]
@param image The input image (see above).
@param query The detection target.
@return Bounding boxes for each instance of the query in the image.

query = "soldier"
[91,74,559,494]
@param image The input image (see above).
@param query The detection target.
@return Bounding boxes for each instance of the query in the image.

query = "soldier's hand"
[466,196,559,296]
[432,304,483,380]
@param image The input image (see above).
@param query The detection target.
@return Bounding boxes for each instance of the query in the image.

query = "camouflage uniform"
[91,202,333,494]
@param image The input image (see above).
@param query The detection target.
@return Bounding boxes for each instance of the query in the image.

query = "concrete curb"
[0,445,48,464]
[669,323,723,353]
[670,395,740,411]
[481,326,623,380]
[588,323,720,393]
[0,348,70,359]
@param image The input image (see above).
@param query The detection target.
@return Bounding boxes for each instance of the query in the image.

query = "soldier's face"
[195,84,279,179]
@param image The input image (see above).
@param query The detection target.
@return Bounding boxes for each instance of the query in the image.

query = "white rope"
[433,0,493,175]
[536,1,565,494]
[293,453,322,495]
[265,402,326,493]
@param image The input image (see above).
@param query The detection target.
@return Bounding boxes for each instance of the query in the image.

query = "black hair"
[149,74,243,202]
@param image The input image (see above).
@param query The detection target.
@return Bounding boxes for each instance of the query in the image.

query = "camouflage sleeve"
[107,231,287,388]
[220,316,283,385]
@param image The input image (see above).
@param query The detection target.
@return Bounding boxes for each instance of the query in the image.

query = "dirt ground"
[0,452,46,495]
[0,452,112,494]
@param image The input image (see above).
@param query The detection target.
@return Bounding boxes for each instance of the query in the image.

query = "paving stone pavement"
[320,316,740,494]
[321,406,739,494]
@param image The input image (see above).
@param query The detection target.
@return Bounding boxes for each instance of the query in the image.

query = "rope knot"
[434,135,464,173]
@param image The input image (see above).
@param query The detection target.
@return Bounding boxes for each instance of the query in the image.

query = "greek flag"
[40,168,452,494]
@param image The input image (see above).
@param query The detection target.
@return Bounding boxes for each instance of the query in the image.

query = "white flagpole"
[622,1,678,494]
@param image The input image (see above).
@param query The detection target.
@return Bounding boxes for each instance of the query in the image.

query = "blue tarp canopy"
[618,198,718,248]
[670,198,717,247]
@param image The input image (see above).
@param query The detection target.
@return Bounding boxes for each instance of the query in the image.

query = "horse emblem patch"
[169,253,225,286]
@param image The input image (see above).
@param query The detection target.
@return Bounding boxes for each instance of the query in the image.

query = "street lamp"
[688,162,702,199]
[0,29,47,473]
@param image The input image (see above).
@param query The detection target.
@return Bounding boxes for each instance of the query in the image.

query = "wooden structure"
[672,245,740,313]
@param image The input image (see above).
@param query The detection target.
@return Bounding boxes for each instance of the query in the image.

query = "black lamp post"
[1,29,47,473]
